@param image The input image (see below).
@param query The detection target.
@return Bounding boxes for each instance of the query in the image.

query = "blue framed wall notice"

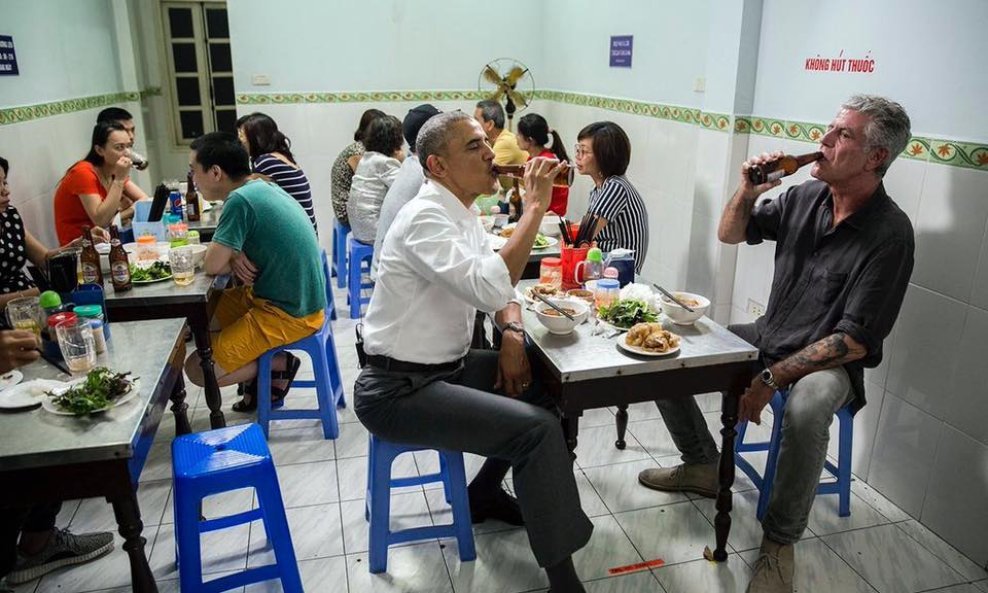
[0,36,18,75]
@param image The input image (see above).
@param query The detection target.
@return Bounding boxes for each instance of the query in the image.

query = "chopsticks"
[532,291,576,320]
[574,213,600,247]
[652,284,695,313]
[558,218,573,245]
[36,348,72,376]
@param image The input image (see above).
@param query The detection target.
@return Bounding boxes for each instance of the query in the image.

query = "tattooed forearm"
[772,332,866,386]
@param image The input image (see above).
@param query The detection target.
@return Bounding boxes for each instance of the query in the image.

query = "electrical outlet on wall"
[747,298,766,318]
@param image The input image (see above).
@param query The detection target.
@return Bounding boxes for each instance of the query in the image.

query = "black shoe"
[469,488,524,526]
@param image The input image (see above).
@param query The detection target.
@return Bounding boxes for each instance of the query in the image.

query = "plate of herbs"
[42,368,140,416]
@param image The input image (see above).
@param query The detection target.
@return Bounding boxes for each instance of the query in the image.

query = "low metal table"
[518,279,758,562]
[0,319,190,593]
[103,273,230,429]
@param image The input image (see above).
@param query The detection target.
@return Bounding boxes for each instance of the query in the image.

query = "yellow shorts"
[211,286,325,373]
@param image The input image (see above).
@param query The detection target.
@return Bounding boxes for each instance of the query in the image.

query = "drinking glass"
[55,319,97,375]
[169,246,195,286]
[5,296,42,338]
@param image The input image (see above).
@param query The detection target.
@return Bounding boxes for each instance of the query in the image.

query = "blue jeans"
[653,323,854,544]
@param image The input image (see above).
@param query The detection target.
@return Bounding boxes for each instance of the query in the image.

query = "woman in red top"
[516,113,570,216]
[53,122,137,244]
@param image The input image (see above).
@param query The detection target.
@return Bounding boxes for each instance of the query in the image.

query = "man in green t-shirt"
[183,132,326,411]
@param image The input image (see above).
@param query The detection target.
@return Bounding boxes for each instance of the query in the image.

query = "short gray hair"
[475,100,505,129]
[416,111,474,176]
[841,94,911,177]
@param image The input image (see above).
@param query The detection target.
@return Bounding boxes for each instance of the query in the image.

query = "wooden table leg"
[110,492,158,593]
[170,372,192,436]
[614,404,629,450]
[190,316,225,429]
[562,414,580,453]
[711,389,741,562]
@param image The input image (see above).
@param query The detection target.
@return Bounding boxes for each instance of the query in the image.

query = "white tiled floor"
[11,289,988,593]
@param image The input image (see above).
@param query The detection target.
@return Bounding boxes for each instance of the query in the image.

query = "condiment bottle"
[539,257,562,289]
[594,278,620,311]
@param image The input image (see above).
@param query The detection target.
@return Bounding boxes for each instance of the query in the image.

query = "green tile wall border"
[0,87,162,126]
[5,87,984,171]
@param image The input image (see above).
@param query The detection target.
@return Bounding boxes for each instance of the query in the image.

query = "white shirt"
[347,151,402,243]
[363,180,516,364]
[371,154,424,280]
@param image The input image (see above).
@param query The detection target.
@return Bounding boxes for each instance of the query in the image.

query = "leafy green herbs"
[49,367,133,415]
[598,298,659,329]
[130,261,172,282]
[533,234,550,248]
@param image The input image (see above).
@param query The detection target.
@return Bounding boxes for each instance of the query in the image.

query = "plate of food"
[523,283,563,304]
[618,323,681,357]
[41,368,140,416]
[130,261,173,284]
[596,298,660,331]
[0,369,23,392]
[0,378,64,410]
[498,225,556,249]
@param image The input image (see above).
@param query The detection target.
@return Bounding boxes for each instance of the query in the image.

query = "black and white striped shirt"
[587,175,649,273]
[253,153,318,234]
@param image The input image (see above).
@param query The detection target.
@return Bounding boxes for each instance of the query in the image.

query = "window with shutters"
[161,1,236,145]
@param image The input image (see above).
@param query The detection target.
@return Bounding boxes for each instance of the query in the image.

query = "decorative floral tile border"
[739,115,987,171]
[0,88,161,126]
[5,86,984,171]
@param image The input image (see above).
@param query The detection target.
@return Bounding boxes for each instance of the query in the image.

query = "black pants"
[0,502,61,577]
[354,349,593,568]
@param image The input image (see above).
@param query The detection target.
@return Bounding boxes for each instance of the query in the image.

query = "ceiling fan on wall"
[478,58,535,130]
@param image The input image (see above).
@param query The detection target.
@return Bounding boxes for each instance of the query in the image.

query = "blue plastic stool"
[171,424,302,592]
[365,435,476,574]
[347,237,374,318]
[735,389,855,520]
[256,250,346,438]
[333,219,350,288]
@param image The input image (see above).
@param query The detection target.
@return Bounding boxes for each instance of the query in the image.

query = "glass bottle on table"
[79,226,103,286]
[109,225,133,293]
[185,170,200,222]
[747,151,823,185]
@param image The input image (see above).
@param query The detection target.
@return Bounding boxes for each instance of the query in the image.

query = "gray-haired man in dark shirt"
[638,95,915,593]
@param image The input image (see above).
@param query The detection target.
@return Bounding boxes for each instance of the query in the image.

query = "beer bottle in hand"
[747,151,823,185]
[185,170,201,222]
[109,225,133,293]
[80,226,103,286]
[493,162,575,187]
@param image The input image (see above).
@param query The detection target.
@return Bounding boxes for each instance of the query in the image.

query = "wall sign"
[804,49,875,74]
[0,35,18,75]
[610,35,633,68]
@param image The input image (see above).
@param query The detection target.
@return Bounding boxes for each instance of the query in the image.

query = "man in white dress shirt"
[354,111,592,592]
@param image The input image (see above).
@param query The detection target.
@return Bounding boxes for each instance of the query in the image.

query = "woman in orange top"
[53,122,138,244]
[516,113,570,216]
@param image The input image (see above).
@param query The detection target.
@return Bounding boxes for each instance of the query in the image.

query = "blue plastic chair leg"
[368,448,395,574]
[837,409,853,517]
[443,452,477,562]
[174,486,204,591]
[255,474,303,592]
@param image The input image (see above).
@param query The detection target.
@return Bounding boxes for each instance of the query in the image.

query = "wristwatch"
[759,367,781,390]
[502,321,525,336]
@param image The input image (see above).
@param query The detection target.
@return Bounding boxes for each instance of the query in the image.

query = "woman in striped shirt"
[237,113,318,235]
[575,121,649,273]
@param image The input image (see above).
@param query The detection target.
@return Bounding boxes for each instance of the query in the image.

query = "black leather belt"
[365,354,462,374]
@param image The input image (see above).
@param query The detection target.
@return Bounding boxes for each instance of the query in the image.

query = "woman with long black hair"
[516,113,570,216]
[237,112,318,234]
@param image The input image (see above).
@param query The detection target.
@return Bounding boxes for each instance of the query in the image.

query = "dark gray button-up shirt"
[745,179,915,411]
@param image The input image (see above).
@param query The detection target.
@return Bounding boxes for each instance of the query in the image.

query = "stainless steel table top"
[185,206,221,233]
[0,318,185,470]
[103,273,228,308]
[518,280,758,383]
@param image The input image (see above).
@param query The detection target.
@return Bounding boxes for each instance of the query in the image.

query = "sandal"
[270,352,301,403]
[232,380,258,412]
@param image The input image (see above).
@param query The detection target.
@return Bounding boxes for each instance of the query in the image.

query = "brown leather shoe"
[746,537,794,593]
[637,463,719,498]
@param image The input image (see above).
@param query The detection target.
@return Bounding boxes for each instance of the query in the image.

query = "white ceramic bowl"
[534,298,589,335]
[184,244,207,268]
[540,214,561,237]
[660,291,710,325]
